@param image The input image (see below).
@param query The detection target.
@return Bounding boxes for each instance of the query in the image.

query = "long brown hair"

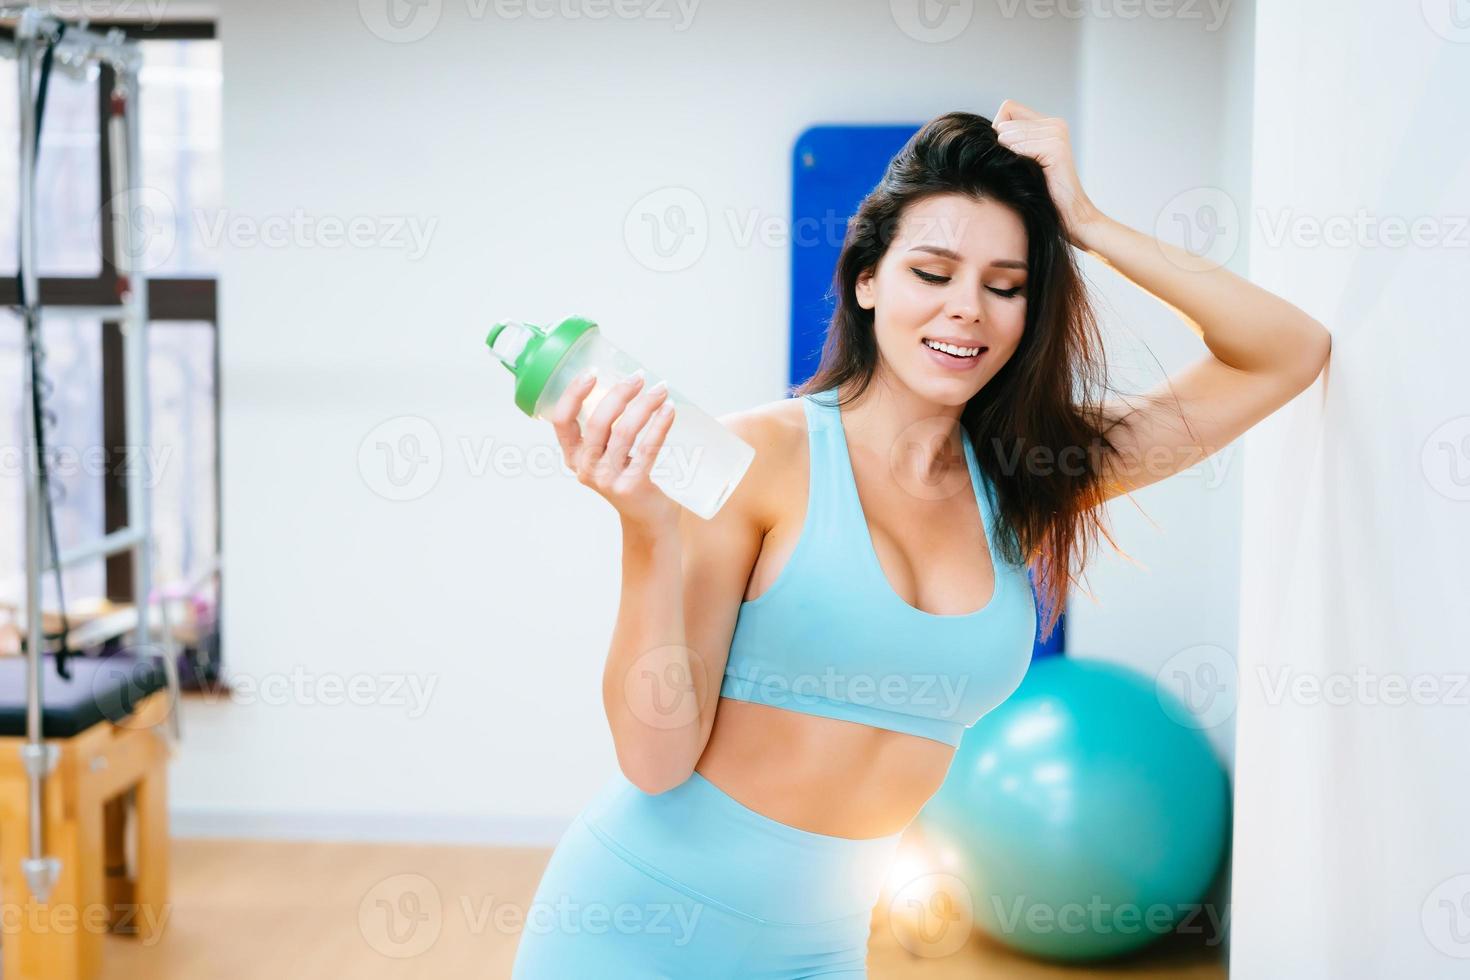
[793,110,1130,641]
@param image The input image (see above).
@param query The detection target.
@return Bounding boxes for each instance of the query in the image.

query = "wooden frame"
[0,691,172,980]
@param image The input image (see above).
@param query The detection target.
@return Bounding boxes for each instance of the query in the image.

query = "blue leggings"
[511,769,904,979]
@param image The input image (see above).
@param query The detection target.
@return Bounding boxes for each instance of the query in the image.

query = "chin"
[909,372,983,405]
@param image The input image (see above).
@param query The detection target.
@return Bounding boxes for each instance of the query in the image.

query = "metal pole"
[15,6,61,902]
[111,63,180,740]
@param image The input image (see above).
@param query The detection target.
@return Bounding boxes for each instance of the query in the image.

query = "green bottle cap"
[485,315,598,417]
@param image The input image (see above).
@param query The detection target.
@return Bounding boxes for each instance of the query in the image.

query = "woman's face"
[854,192,1029,405]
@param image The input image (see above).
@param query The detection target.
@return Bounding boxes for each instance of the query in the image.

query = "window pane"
[138,39,223,275]
[0,315,218,639]
[0,38,223,278]
[0,59,102,275]
[148,321,218,588]
[0,314,20,616]
[0,312,107,618]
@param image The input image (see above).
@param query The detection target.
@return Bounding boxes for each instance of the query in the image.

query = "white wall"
[177,0,1249,844]
[1230,2,1470,977]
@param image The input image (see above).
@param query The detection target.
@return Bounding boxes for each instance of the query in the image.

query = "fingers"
[549,369,598,466]
[582,371,646,462]
[576,372,672,485]
[993,98,1042,124]
[624,394,676,483]
[603,380,671,471]
[544,369,678,526]
[994,109,1070,162]
[996,126,1066,156]
[997,124,1064,140]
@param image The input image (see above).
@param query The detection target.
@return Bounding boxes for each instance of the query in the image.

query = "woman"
[511,101,1330,978]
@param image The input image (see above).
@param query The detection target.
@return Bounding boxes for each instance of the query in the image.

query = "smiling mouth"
[921,337,988,360]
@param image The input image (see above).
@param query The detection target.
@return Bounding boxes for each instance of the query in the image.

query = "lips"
[921,337,988,359]
[922,336,987,350]
[921,337,988,371]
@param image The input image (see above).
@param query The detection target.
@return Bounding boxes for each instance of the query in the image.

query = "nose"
[946,292,983,324]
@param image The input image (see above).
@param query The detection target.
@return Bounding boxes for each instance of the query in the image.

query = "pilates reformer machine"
[1,4,186,977]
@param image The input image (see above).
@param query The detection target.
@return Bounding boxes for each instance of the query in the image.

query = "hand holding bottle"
[549,367,681,532]
[487,315,755,520]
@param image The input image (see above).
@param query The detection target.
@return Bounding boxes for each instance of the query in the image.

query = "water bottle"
[485,315,756,520]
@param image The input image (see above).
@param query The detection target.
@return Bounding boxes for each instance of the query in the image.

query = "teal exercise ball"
[918,656,1229,962]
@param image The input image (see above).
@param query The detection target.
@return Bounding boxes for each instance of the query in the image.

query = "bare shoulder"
[710,395,807,534]
[716,394,806,446]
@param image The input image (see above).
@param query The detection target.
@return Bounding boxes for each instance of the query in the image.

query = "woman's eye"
[911,268,1023,299]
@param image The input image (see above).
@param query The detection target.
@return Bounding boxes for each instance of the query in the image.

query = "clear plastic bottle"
[486,315,755,520]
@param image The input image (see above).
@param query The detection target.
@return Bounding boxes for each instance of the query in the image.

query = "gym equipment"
[3,0,183,935]
[0,653,172,980]
[918,656,1229,961]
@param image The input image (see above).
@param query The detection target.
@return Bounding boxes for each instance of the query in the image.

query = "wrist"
[1069,200,1109,249]
[620,514,679,548]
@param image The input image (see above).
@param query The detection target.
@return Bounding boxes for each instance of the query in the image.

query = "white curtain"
[1232,2,1470,976]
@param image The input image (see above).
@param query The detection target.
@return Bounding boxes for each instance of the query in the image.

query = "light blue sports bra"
[718,388,1037,747]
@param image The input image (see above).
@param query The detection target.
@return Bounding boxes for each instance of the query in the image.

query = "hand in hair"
[992,99,1101,246]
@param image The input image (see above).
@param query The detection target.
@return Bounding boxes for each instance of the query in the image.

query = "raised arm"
[1075,211,1332,503]
[990,98,1332,505]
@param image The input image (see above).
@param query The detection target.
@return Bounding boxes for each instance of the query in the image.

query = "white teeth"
[923,338,982,357]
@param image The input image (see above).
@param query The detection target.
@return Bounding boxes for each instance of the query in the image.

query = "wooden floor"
[96,837,1225,979]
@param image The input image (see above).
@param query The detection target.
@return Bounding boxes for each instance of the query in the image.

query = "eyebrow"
[907,245,1028,270]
